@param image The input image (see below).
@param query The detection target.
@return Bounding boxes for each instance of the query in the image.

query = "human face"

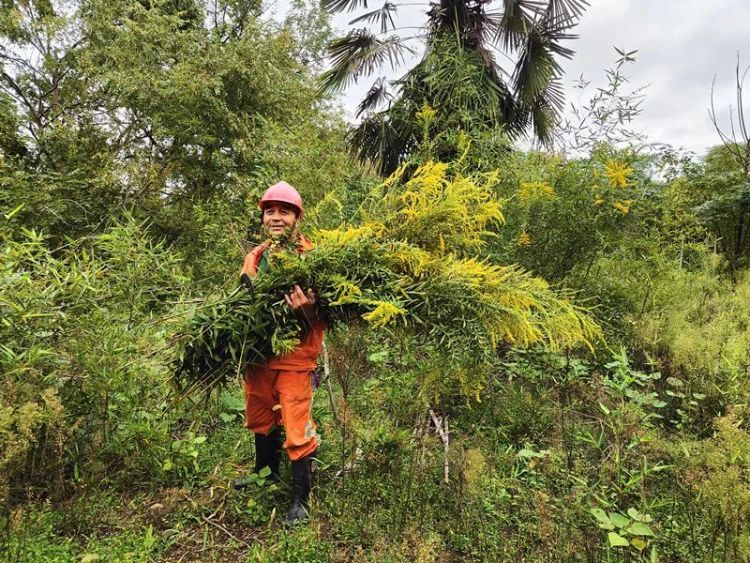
[262,202,298,236]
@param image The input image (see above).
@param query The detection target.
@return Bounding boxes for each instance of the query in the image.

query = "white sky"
[275,0,750,157]
[558,0,750,156]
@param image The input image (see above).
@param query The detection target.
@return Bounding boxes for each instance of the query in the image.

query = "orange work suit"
[240,236,324,461]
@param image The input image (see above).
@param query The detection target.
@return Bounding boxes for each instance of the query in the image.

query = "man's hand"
[285,284,317,320]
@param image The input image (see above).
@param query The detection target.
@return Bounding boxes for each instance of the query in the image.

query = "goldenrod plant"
[174,160,600,397]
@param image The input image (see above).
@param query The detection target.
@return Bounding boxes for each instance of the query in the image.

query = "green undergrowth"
[6,343,748,562]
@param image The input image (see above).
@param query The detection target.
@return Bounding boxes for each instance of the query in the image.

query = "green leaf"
[162,458,174,471]
[631,537,648,550]
[608,532,629,547]
[650,464,672,474]
[258,466,272,478]
[219,412,236,423]
[221,394,246,411]
[4,203,24,220]
[609,512,630,529]
[627,507,654,523]
[627,507,642,521]
[518,448,546,459]
[598,401,610,415]
[628,522,655,537]
[590,508,611,525]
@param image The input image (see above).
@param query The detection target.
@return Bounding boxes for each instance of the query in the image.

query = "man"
[234,181,324,526]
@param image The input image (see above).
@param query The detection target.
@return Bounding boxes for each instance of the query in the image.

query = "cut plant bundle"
[173,161,601,397]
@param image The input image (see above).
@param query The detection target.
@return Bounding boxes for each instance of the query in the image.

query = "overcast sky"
[557,0,750,156]
[276,0,750,157]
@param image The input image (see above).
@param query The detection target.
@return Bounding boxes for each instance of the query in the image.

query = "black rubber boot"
[232,427,282,489]
[285,452,314,525]
[254,427,282,480]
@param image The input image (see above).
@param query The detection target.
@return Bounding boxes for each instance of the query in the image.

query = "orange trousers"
[242,366,318,461]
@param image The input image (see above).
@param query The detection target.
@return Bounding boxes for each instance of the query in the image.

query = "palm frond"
[539,11,580,59]
[319,29,412,93]
[356,77,391,117]
[322,0,372,14]
[545,0,589,23]
[349,2,398,34]
[539,77,566,113]
[323,0,588,158]
[492,0,543,50]
[530,91,556,144]
[511,6,582,104]
[348,108,418,175]
[512,26,559,105]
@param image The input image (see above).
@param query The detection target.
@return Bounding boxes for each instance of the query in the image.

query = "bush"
[0,218,190,503]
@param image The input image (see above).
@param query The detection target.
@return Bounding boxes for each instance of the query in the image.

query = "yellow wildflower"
[604,160,634,188]
[594,195,605,205]
[517,181,556,202]
[362,301,407,328]
[613,200,633,214]
[416,104,437,123]
[517,229,531,246]
[405,160,448,194]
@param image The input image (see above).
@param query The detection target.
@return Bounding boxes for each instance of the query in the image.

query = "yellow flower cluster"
[361,301,408,329]
[416,104,437,123]
[517,181,556,202]
[378,160,504,254]
[604,160,634,188]
[612,200,633,214]
[590,160,636,210]
[517,229,532,246]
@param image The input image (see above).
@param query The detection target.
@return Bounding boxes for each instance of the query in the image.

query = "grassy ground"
[3,353,736,562]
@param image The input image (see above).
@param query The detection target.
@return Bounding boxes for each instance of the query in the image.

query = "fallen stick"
[322,340,339,422]
[202,516,251,548]
[429,407,450,484]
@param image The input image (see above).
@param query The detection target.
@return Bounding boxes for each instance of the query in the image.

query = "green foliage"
[175,159,599,399]
[0,217,189,500]
[635,269,750,412]
[0,0,354,250]
[590,506,655,553]
[680,408,750,561]
[486,147,649,283]
[2,4,750,560]
[669,144,750,275]
[321,0,588,173]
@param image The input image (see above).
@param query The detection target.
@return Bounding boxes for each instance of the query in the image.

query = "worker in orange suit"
[232,181,324,526]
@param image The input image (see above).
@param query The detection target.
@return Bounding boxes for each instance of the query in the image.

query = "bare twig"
[334,446,362,478]
[229,222,248,254]
[429,407,450,484]
[202,516,251,547]
[322,340,339,422]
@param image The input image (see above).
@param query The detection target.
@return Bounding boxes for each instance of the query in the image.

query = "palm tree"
[320,0,588,174]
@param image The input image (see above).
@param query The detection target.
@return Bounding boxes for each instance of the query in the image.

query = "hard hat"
[258,181,303,218]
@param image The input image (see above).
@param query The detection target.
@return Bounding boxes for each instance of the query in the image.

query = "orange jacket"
[240,235,325,371]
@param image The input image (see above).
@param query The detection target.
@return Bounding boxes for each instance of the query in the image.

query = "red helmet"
[258,181,303,219]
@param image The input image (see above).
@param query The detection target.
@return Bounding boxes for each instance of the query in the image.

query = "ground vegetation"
[2,1,750,561]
